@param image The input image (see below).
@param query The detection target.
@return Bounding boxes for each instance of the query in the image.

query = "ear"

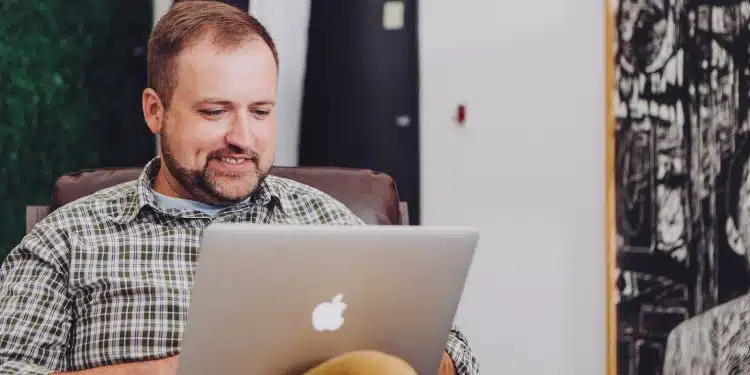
[142,88,165,134]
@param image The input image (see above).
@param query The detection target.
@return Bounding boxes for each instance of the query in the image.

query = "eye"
[199,109,226,117]
[252,109,271,118]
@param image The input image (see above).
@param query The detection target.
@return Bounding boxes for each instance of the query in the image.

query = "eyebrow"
[196,99,276,106]
[250,100,276,106]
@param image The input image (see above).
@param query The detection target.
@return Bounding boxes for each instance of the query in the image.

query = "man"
[662,134,750,374]
[0,2,479,375]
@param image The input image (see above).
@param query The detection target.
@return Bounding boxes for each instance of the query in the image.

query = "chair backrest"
[49,166,404,225]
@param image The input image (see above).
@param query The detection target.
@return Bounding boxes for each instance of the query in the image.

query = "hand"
[55,355,180,375]
[438,350,456,375]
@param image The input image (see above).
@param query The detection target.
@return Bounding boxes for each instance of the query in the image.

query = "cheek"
[194,125,228,152]
[167,114,226,160]
[254,119,277,153]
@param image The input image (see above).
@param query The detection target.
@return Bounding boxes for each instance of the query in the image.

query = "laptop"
[176,224,479,375]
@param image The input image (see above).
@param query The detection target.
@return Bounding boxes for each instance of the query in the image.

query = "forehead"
[174,36,278,100]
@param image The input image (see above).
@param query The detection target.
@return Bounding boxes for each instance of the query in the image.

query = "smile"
[221,157,246,165]
[209,157,255,173]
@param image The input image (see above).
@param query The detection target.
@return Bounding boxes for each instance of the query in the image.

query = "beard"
[158,124,270,206]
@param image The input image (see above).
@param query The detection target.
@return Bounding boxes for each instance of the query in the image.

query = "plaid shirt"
[0,158,480,375]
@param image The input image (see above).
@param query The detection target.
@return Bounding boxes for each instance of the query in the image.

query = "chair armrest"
[399,202,409,225]
[26,205,51,234]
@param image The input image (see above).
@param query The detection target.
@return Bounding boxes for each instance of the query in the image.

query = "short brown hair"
[147,0,279,108]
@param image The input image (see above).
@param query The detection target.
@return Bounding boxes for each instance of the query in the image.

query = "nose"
[225,112,253,151]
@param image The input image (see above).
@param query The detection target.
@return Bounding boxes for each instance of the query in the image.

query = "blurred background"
[1,0,155,258]
[0,1,605,374]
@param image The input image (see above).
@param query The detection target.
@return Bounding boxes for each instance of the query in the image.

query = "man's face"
[157,36,278,205]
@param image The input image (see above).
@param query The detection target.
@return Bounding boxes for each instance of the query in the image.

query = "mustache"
[206,148,260,163]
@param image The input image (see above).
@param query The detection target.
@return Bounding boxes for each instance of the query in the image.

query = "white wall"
[251,0,310,166]
[419,1,607,374]
[152,0,172,26]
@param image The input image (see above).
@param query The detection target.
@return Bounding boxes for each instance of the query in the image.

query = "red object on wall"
[455,104,467,125]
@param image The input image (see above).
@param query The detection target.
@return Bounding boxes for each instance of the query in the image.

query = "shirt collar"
[110,157,285,224]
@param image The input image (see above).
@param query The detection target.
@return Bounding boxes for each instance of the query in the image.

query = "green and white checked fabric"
[0,157,479,375]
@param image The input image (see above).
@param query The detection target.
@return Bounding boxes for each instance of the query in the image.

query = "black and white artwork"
[612,0,750,374]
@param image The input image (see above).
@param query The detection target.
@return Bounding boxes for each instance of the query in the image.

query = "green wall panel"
[0,0,155,260]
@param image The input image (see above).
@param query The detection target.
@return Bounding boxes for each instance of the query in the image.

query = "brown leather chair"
[26,166,409,232]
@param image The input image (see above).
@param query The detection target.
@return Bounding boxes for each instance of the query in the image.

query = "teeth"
[664,56,677,86]
[676,50,683,86]
[651,71,664,93]
[636,98,649,118]
[221,158,243,164]
[630,99,680,125]
[650,101,660,117]
[615,97,628,118]
[660,104,670,121]
[669,104,677,123]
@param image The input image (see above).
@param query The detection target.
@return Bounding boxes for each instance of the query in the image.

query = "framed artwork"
[608,0,750,374]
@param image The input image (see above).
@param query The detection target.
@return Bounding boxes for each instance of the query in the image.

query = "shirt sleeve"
[446,325,480,375]
[0,223,72,374]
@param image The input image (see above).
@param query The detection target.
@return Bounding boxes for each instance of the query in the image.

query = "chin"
[210,174,260,202]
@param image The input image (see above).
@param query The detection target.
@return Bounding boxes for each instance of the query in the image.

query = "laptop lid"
[177,224,478,375]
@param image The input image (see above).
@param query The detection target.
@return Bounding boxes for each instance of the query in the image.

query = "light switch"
[383,1,404,30]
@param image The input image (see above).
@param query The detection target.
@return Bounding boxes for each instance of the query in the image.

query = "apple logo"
[312,293,347,332]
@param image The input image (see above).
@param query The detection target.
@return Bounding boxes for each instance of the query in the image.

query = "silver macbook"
[177,224,478,375]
